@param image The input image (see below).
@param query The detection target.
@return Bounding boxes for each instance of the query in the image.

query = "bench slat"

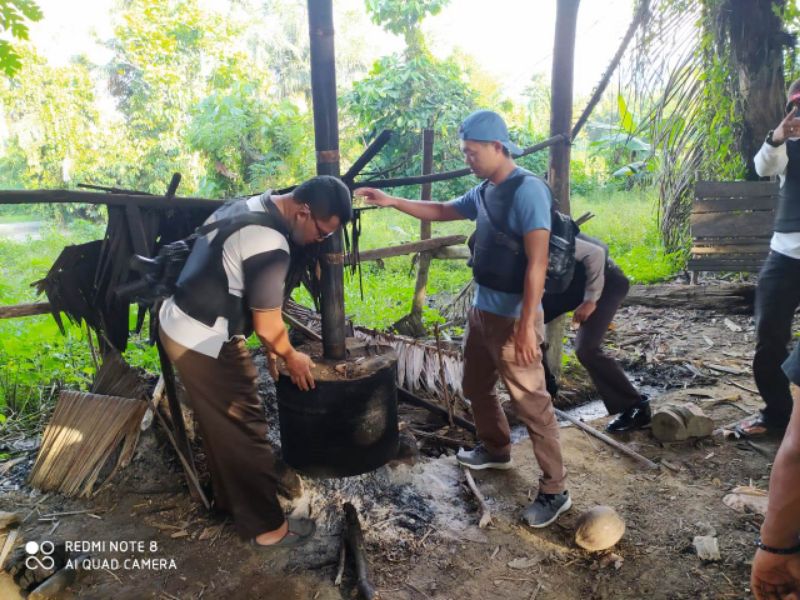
[691,210,775,238]
[692,196,777,213]
[696,180,779,198]
[692,236,772,246]
[690,244,770,255]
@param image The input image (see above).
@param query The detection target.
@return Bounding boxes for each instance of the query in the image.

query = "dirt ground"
[0,302,787,600]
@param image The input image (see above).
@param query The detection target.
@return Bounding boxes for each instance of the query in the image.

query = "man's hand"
[772,107,799,145]
[284,350,316,391]
[572,300,597,327]
[354,187,394,207]
[751,549,800,599]
[514,321,541,367]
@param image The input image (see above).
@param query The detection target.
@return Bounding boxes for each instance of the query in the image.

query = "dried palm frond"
[283,299,465,404]
[29,390,147,497]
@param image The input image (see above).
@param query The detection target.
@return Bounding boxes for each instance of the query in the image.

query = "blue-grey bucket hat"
[458,110,523,157]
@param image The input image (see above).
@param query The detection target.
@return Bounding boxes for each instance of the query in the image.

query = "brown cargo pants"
[462,308,567,494]
[159,328,285,540]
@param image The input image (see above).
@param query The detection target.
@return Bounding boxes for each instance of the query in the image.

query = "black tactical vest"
[775,140,800,233]
[174,196,290,337]
[471,170,537,294]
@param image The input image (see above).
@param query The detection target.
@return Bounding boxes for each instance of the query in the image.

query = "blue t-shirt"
[448,167,552,318]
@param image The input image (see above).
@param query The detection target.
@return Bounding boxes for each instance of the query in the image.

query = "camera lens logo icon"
[24,540,55,570]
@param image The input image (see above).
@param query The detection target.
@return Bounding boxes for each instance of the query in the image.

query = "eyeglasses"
[305,205,335,240]
[312,216,335,240]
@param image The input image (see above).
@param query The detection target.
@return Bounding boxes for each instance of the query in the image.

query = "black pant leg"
[753,251,800,423]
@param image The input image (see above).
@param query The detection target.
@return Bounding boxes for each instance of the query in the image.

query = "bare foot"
[254,521,288,546]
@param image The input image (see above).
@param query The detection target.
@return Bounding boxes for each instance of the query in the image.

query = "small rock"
[507,557,540,570]
[692,535,720,561]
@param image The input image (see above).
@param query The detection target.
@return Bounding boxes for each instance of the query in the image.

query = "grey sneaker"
[522,491,572,528]
[456,444,512,470]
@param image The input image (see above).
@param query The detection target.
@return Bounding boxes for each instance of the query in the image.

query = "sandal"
[251,517,316,549]
[734,414,787,439]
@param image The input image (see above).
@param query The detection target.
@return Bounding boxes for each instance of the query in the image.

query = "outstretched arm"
[751,384,800,599]
[354,187,465,222]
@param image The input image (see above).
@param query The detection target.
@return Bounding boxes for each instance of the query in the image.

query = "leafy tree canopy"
[0,0,41,76]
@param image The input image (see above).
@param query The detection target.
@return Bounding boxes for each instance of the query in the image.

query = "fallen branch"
[343,502,378,600]
[334,538,346,586]
[398,387,477,434]
[728,380,759,395]
[622,283,755,314]
[28,553,90,600]
[554,408,660,470]
[462,467,492,528]
[410,428,472,451]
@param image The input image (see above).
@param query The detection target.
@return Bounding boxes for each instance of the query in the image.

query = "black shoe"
[606,397,651,433]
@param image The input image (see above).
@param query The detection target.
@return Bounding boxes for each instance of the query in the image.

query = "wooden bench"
[689,180,778,276]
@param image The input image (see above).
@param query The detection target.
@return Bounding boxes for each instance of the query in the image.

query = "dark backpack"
[117,207,288,306]
[466,174,578,294]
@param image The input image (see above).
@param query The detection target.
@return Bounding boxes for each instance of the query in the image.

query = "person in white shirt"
[159,176,351,547]
[738,78,800,437]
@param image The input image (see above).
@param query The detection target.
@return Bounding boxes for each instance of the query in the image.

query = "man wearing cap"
[355,110,570,528]
[737,78,800,438]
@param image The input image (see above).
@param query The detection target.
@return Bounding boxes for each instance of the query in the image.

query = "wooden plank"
[691,244,770,255]
[345,235,466,265]
[0,302,51,319]
[696,181,779,199]
[692,196,777,214]
[691,210,775,238]
[687,260,765,272]
[125,204,151,257]
[693,236,772,246]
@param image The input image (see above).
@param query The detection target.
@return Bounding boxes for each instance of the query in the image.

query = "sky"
[25,0,635,100]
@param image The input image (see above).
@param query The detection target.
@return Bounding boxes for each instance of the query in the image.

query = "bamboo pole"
[351,134,566,190]
[411,129,435,323]
[545,0,581,380]
[307,0,346,360]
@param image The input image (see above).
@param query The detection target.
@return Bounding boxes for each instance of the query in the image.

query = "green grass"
[0,221,159,423]
[572,188,681,284]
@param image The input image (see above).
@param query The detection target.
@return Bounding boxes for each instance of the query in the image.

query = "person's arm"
[755,108,797,178]
[252,309,315,391]
[572,237,606,325]
[354,187,465,221]
[751,384,800,599]
[239,231,315,390]
[516,228,550,366]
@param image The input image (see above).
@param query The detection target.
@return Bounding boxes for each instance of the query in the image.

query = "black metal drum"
[276,346,399,477]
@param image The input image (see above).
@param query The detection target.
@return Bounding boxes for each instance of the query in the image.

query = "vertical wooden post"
[307,0,346,360]
[545,0,580,378]
[411,129,435,320]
